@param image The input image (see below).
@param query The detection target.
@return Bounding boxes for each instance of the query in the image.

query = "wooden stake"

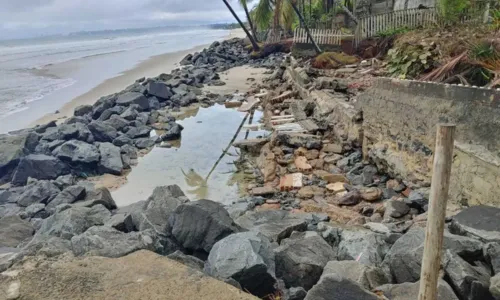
[418,124,456,300]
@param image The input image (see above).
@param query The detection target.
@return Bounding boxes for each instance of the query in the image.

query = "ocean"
[0,27,229,133]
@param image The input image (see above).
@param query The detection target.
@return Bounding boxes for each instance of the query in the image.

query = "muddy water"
[112,104,266,207]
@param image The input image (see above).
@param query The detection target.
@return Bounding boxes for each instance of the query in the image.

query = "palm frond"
[281,0,296,31]
[255,0,274,30]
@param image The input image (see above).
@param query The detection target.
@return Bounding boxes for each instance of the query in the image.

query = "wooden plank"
[271,115,294,119]
[237,97,260,112]
[417,124,455,300]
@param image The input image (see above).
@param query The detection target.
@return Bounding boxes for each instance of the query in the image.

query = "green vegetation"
[376,27,411,38]
[491,8,500,31]
[387,42,437,79]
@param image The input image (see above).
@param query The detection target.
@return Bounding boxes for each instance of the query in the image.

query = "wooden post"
[418,124,456,300]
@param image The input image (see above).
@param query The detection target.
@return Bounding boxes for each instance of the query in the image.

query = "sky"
[0,0,246,39]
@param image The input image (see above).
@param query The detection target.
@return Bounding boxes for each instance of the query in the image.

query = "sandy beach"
[32,29,246,127]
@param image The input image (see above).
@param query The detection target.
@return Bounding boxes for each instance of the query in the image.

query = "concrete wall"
[357,78,500,207]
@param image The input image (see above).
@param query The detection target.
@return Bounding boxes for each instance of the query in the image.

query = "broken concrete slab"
[450,205,500,242]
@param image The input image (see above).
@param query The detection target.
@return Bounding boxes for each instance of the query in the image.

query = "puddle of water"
[112,104,266,207]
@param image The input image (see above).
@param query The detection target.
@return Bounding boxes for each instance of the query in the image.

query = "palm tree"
[253,0,296,40]
[222,0,260,51]
[238,0,259,42]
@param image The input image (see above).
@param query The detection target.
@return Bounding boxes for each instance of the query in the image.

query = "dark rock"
[98,143,123,175]
[362,165,378,185]
[304,273,380,300]
[88,121,118,142]
[116,92,149,110]
[105,213,135,233]
[276,133,322,150]
[167,250,205,271]
[58,123,94,143]
[148,97,161,110]
[179,54,193,65]
[126,126,151,139]
[74,105,93,116]
[287,287,307,300]
[34,120,57,134]
[71,226,154,257]
[97,106,125,121]
[134,137,157,149]
[53,174,76,190]
[0,190,14,205]
[16,181,60,207]
[375,279,459,300]
[65,116,89,125]
[113,134,133,147]
[0,134,30,184]
[205,231,276,298]
[91,95,115,119]
[120,106,138,120]
[37,204,111,240]
[484,242,500,275]
[235,210,308,243]
[46,185,86,210]
[275,231,336,290]
[323,260,389,290]
[24,203,47,219]
[382,227,484,283]
[161,123,183,141]
[0,215,34,247]
[338,228,391,266]
[104,114,129,131]
[405,191,428,210]
[226,201,256,219]
[79,187,117,210]
[11,154,68,185]
[40,127,61,141]
[338,191,362,206]
[134,185,188,234]
[384,200,410,219]
[136,112,150,125]
[120,144,138,159]
[443,250,494,300]
[169,199,240,253]
[179,92,197,106]
[23,236,72,257]
[450,205,500,242]
[53,140,100,164]
[147,82,173,100]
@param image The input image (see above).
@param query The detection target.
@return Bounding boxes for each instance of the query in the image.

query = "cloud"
[0,0,246,39]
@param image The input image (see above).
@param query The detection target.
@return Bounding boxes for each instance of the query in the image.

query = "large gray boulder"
[74,104,92,116]
[443,250,494,300]
[147,82,173,100]
[205,231,276,298]
[52,140,100,164]
[275,231,336,290]
[450,205,500,242]
[484,242,500,275]
[382,227,484,283]
[116,92,149,110]
[134,185,188,234]
[16,180,60,207]
[0,215,34,247]
[71,226,154,258]
[11,154,68,185]
[338,227,391,266]
[0,204,23,219]
[322,260,389,290]
[235,210,308,243]
[104,114,129,131]
[98,143,123,175]
[375,279,459,300]
[37,204,111,240]
[88,121,118,143]
[0,134,30,184]
[304,273,380,300]
[169,199,240,253]
[46,185,86,210]
[125,126,151,139]
[79,187,117,210]
[58,123,94,143]
[490,273,500,299]
[23,236,72,257]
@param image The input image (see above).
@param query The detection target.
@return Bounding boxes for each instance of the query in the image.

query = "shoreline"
[32,28,246,127]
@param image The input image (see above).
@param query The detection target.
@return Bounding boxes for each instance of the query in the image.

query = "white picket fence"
[355,8,437,45]
[293,28,354,45]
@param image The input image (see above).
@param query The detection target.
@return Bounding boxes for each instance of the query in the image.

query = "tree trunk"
[273,0,283,42]
[222,0,260,51]
[243,4,259,42]
[289,0,322,54]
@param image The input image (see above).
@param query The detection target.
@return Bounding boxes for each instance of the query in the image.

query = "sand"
[32,28,247,127]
